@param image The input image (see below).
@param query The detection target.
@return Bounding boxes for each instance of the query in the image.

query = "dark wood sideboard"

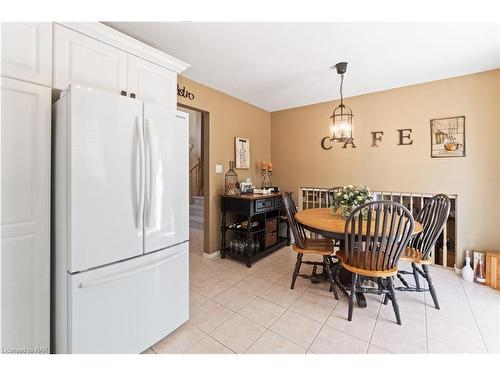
[220,193,290,267]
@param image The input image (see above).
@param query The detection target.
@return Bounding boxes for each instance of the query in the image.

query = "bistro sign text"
[177,84,195,100]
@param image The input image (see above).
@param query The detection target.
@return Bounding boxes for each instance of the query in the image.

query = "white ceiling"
[106,22,500,112]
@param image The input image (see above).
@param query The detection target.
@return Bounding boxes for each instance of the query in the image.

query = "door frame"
[177,103,210,253]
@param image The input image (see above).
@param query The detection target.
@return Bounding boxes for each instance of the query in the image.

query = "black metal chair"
[282,192,339,300]
[336,201,415,325]
[393,194,451,309]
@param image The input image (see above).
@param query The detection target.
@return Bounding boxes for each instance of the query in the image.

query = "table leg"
[355,292,367,308]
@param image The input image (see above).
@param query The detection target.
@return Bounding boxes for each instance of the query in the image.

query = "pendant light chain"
[340,73,344,106]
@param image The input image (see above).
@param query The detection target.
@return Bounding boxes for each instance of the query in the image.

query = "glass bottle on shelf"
[225,161,239,196]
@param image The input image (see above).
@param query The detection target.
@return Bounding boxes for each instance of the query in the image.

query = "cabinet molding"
[58,22,189,74]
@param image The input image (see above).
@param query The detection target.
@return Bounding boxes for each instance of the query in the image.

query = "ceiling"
[105,22,500,112]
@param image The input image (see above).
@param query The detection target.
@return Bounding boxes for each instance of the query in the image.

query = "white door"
[144,105,189,253]
[53,24,127,94]
[0,23,53,86]
[127,55,177,107]
[68,242,188,353]
[68,87,144,272]
[1,77,51,351]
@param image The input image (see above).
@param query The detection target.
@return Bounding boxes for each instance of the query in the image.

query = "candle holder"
[261,170,272,188]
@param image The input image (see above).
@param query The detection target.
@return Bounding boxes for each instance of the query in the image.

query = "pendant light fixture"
[329,62,353,143]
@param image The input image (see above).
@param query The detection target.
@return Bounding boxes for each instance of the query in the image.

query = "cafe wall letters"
[321,116,466,159]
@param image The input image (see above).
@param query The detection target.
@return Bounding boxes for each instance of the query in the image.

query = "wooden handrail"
[189,157,203,199]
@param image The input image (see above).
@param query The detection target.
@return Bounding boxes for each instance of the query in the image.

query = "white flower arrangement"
[331,185,372,218]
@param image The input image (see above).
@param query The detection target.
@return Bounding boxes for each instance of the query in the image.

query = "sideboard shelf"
[220,193,290,267]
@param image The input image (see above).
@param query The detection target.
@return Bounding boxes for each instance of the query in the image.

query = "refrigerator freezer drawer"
[67,242,188,353]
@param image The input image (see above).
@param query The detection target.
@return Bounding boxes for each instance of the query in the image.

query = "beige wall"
[271,69,500,264]
[177,76,271,253]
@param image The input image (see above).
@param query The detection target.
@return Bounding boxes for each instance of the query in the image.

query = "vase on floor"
[462,251,474,282]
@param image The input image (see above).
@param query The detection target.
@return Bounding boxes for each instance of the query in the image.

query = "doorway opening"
[178,104,209,256]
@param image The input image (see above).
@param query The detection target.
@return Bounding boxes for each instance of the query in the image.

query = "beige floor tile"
[191,277,232,299]
[189,300,234,333]
[238,297,286,328]
[426,313,486,353]
[189,269,212,287]
[210,314,266,353]
[427,339,469,353]
[270,310,322,348]
[290,292,337,323]
[253,264,290,283]
[325,306,378,342]
[367,344,392,354]
[275,273,312,293]
[213,286,256,312]
[234,275,274,295]
[213,268,250,285]
[260,283,302,308]
[307,280,339,299]
[309,326,369,354]
[246,330,306,354]
[184,336,234,354]
[141,348,156,354]
[194,259,226,276]
[189,289,209,310]
[371,319,427,354]
[152,322,207,354]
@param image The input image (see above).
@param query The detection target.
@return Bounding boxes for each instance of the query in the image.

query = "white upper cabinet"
[127,55,177,106]
[1,23,52,86]
[53,24,127,93]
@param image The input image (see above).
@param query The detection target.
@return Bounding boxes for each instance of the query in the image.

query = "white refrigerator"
[53,85,189,353]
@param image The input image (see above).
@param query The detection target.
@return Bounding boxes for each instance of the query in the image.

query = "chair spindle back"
[410,194,451,260]
[344,200,415,272]
[282,192,307,249]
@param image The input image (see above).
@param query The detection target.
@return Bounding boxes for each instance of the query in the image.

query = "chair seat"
[292,238,334,255]
[336,250,398,277]
[399,247,432,265]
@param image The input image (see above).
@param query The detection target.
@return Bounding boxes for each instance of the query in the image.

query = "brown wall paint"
[271,69,500,264]
[177,76,271,254]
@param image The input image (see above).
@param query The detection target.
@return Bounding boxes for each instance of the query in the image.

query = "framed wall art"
[235,137,250,169]
[430,116,466,158]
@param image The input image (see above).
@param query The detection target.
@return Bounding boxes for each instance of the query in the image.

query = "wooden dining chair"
[336,201,415,325]
[393,194,450,309]
[282,192,339,300]
[325,187,342,208]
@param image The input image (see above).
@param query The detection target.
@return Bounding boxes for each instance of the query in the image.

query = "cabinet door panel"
[1,77,51,351]
[0,23,52,86]
[128,55,176,107]
[53,24,127,93]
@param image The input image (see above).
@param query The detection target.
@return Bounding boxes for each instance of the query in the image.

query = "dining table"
[295,207,423,307]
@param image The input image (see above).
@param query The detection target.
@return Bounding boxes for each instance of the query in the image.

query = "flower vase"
[461,251,474,282]
[341,205,354,219]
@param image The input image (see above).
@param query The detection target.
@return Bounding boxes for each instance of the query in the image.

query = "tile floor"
[144,228,500,354]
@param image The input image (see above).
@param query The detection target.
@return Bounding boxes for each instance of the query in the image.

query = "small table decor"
[331,185,372,219]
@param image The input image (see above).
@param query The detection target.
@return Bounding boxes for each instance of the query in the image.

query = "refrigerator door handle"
[78,251,184,289]
[145,119,153,227]
[135,116,145,229]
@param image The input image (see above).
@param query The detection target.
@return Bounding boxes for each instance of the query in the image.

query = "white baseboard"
[202,251,220,260]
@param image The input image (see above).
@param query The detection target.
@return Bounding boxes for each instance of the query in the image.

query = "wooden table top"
[295,208,422,238]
